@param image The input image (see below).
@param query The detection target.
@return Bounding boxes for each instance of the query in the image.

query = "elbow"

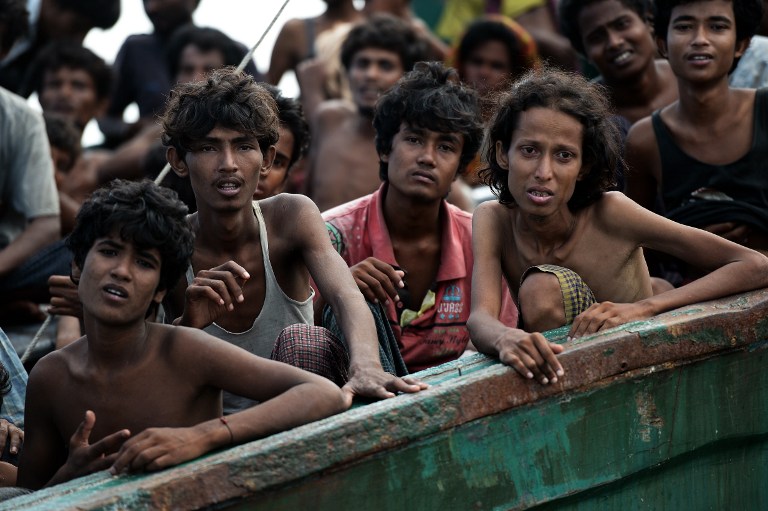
[748,251,768,289]
[315,379,349,417]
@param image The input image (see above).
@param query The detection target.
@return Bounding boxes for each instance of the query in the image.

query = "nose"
[533,154,553,181]
[110,254,132,281]
[692,24,710,46]
[607,28,624,49]
[417,143,436,166]
[218,146,238,173]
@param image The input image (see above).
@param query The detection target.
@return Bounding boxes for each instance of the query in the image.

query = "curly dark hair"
[559,0,653,56]
[67,179,195,293]
[482,68,621,210]
[26,42,113,101]
[262,83,310,172]
[160,67,279,161]
[373,61,483,181]
[341,14,431,73]
[0,0,29,56]
[455,17,538,78]
[653,0,764,43]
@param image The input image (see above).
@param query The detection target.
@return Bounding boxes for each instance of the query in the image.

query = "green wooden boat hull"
[5,290,768,510]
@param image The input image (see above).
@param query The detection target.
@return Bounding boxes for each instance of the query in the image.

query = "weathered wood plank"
[5,290,768,510]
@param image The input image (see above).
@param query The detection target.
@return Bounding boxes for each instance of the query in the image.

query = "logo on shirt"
[438,285,464,320]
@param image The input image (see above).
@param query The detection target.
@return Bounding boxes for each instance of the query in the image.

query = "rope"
[154,0,292,186]
[21,313,51,364]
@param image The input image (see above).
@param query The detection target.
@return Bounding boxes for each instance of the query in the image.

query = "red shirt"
[323,184,518,372]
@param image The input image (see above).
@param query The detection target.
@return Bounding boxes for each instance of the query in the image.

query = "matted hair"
[654,0,764,42]
[160,67,279,160]
[67,179,195,293]
[482,68,622,210]
[373,61,483,181]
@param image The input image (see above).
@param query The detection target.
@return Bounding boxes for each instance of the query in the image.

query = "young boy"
[252,85,310,201]
[559,0,679,127]
[161,68,425,408]
[322,61,518,373]
[468,68,768,385]
[625,0,768,257]
[17,179,346,490]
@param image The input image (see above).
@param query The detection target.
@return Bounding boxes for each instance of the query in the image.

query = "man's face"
[496,107,584,217]
[253,126,293,201]
[143,0,197,35]
[461,40,513,96]
[578,0,656,83]
[347,48,404,115]
[78,231,165,325]
[39,67,104,130]
[660,0,745,82]
[176,44,226,84]
[169,124,275,213]
[382,123,464,202]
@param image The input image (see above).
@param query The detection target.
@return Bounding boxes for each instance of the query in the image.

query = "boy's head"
[483,68,621,211]
[454,16,539,96]
[340,14,430,116]
[559,0,652,56]
[0,0,28,59]
[67,179,195,294]
[44,113,82,176]
[373,61,483,181]
[30,42,112,130]
[166,25,244,84]
[160,67,279,162]
[654,0,764,44]
[42,0,120,33]
[143,0,199,37]
[253,84,310,200]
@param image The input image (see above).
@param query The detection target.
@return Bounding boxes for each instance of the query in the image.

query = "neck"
[517,208,579,253]
[676,78,734,122]
[606,59,666,106]
[324,0,359,20]
[382,187,443,242]
[192,205,260,254]
[82,316,150,367]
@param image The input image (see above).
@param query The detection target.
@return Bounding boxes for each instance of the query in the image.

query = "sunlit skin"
[383,123,464,205]
[170,125,275,214]
[253,127,294,201]
[470,104,768,387]
[579,0,659,81]
[661,0,744,83]
[461,40,513,96]
[347,47,405,114]
[176,45,226,84]
[39,67,106,130]
[499,107,585,221]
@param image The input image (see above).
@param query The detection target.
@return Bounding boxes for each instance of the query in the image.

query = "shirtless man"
[160,68,425,409]
[559,0,678,127]
[17,179,346,489]
[625,0,768,257]
[468,68,768,385]
[304,14,431,212]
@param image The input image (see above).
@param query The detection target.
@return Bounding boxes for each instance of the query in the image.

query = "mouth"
[103,284,128,300]
[215,178,244,197]
[611,50,633,65]
[687,53,713,64]
[526,188,554,205]
[412,170,437,184]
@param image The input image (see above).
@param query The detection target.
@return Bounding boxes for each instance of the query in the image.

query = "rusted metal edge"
[6,289,768,510]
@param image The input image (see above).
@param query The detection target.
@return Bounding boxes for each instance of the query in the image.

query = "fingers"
[71,410,97,448]
[385,376,428,394]
[2,422,23,455]
[569,303,610,339]
[499,333,564,384]
[90,429,130,465]
[191,270,246,310]
[342,370,428,401]
[351,258,405,305]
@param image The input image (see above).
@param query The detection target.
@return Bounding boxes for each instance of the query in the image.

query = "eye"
[200,145,216,152]
[556,150,575,161]
[710,23,729,32]
[519,145,538,157]
[673,22,693,31]
[272,156,289,170]
[136,258,156,269]
[238,144,255,151]
[405,135,421,144]
[438,143,457,153]
[379,60,395,71]
[98,248,117,257]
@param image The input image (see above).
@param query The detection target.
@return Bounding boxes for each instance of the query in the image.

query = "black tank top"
[652,88,768,212]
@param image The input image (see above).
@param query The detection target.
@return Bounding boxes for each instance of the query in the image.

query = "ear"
[70,259,82,285]
[153,287,167,305]
[495,140,509,168]
[260,145,276,179]
[379,152,389,163]
[735,36,751,59]
[167,146,188,178]
[656,36,668,58]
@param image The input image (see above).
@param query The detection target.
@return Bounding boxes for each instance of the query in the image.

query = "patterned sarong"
[520,264,596,325]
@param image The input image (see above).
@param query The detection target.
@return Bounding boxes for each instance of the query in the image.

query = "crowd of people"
[0,0,766,497]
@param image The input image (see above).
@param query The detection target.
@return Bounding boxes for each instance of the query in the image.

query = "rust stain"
[634,391,665,442]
